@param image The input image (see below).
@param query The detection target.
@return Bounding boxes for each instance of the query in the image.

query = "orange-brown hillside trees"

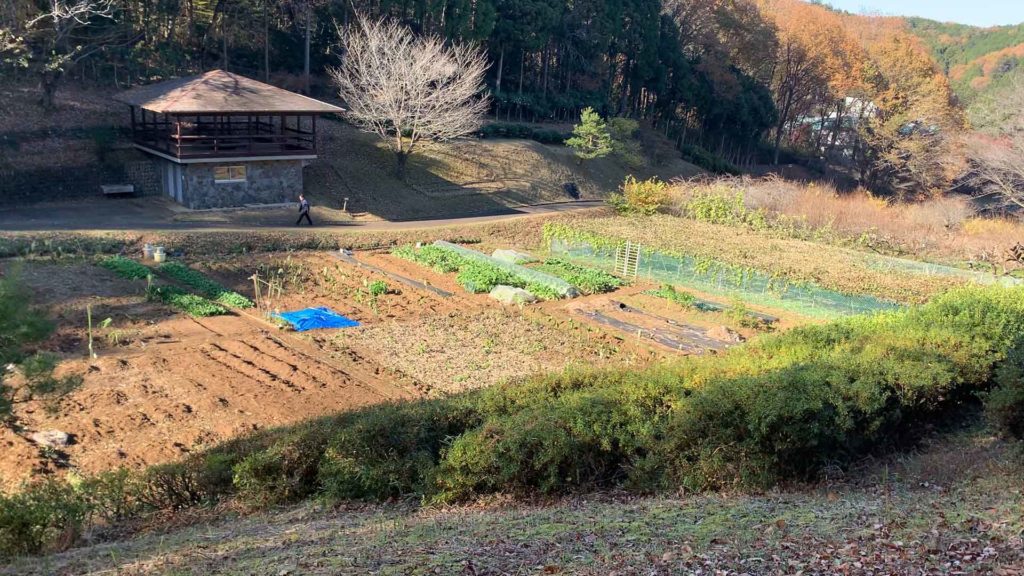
[856,27,964,195]
[757,0,866,164]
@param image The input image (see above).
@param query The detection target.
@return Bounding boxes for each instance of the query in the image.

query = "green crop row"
[98,256,151,280]
[533,259,625,294]
[393,244,565,298]
[391,244,469,273]
[157,262,253,308]
[146,285,228,318]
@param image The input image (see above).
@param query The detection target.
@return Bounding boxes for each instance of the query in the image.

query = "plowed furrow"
[202,343,304,393]
[219,339,340,390]
[259,333,403,399]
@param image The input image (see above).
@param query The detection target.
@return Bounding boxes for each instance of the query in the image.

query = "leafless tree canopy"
[964,74,1024,211]
[8,0,121,108]
[329,17,489,177]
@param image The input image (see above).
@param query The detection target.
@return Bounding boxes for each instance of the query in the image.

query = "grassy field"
[305,121,702,220]
[4,427,1020,575]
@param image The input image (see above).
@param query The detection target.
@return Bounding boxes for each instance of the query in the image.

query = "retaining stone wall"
[181,160,303,209]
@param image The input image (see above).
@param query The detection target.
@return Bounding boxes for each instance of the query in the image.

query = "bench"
[101,184,135,196]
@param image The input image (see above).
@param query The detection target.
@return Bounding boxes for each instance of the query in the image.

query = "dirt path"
[0,196,604,233]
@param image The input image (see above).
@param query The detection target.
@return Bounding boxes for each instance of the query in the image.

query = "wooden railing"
[133,130,316,159]
[129,112,318,160]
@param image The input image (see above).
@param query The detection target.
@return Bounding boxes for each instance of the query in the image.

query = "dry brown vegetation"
[669,177,1024,271]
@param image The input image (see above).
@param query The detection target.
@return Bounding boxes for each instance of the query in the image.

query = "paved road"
[0,197,605,233]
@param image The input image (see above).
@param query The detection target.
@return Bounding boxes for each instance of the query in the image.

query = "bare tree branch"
[964,74,1024,212]
[329,17,489,178]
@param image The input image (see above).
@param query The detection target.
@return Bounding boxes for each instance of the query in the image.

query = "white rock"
[30,430,70,449]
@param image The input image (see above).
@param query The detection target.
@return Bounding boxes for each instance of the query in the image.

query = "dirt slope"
[306,121,702,220]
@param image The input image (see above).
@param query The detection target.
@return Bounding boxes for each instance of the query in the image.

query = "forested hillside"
[0,0,969,195]
[905,17,1024,106]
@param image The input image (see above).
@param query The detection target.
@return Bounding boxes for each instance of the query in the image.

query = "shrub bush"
[319,399,480,501]
[681,187,769,229]
[433,367,680,502]
[233,430,328,508]
[438,286,1024,500]
[608,176,669,216]
[79,469,145,524]
[0,480,89,558]
[609,117,644,168]
[987,345,1024,439]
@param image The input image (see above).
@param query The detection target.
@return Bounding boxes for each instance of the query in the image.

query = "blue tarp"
[273,307,360,331]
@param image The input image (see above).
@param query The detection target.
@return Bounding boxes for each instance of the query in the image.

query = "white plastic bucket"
[143,243,154,260]
[153,247,166,263]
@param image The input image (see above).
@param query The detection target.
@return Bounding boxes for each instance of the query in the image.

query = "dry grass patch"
[327,307,654,393]
[669,178,1024,270]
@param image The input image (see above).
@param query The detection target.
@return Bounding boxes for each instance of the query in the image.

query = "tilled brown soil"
[3,308,416,489]
[1,258,422,489]
[2,251,801,490]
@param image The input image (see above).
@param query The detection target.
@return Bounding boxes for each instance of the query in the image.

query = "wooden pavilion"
[114,70,343,209]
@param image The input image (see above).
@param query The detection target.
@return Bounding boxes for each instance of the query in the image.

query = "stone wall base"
[168,159,304,209]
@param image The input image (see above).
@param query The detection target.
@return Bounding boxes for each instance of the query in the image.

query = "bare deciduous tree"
[964,74,1024,211]
[26,0,118,109]
[329,17,489,179]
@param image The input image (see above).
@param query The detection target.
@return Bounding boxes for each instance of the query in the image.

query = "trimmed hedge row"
[477,123,570,144]
[3,286,1024,559]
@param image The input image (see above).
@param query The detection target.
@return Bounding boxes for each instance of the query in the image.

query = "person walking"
[295,194,313,226]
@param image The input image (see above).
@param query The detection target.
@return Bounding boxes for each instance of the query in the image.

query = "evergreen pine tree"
[565,107,613,162]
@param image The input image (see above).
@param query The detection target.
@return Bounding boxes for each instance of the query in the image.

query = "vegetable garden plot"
[433,241,579,298]
[549,238,899,319]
